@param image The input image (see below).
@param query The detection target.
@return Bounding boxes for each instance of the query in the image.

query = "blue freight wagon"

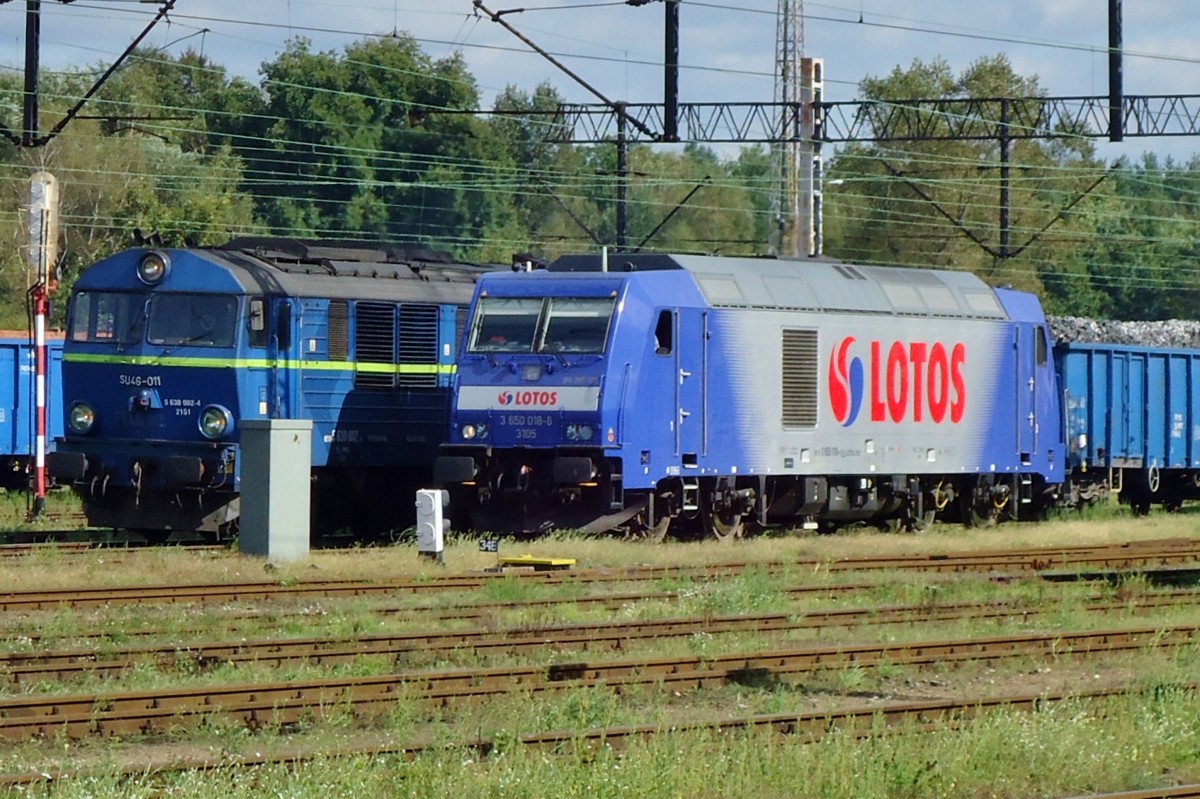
[1056,341,1200,513]
[0,334,64,488]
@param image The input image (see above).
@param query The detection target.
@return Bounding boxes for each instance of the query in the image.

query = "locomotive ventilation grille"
[352,301,440,389]
[397,304,439,388]
[781,328,818,428]
[328,301,349,361]
[454,305,468,358]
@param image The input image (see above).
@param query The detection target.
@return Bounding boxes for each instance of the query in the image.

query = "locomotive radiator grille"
[781,328,818,428]
[355,302,397,389]
[398,304,439,388]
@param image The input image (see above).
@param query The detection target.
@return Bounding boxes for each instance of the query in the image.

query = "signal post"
[26,171,59,518]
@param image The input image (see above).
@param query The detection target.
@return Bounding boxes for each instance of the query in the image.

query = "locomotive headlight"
[137,251,171,285]
[198,405,235,440]
[67,402,95,434]
[565,423,595,441]
[461,423,489,441]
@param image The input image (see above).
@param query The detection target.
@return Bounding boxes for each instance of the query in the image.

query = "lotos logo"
[828,337,864,426]
[499,390,559,407]
[828,336,966,425]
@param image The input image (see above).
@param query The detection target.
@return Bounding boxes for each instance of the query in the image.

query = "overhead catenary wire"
[0,6,1197,303]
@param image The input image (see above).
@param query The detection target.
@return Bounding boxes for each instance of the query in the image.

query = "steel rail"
[2,623,1198,741]
[2,538,1198,611]
[5,590,1200,686]
[2,681,1196,787]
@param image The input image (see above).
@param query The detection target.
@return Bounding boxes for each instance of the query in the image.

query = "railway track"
[0,540,228,559]
[2,622,1197,741]
[2,536,1198,793]
[3,537,1200,611]
[4,588,1199,685]
[1,680,1195,789]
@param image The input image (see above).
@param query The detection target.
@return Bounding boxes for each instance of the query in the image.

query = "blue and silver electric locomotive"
[49,238,492,537]
[435,252,1064,538]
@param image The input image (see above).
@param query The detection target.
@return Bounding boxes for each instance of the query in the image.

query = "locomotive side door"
[675,308,708,465]
[1033,325,1059,458]
[267,298,297,418]
[1015,324,1036,459]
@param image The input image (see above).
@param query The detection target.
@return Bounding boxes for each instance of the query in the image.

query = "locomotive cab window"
[654,310,673,355]
[538,297,615,354]
[469,297,542,353]
[69,291,145,344]
[247,297,268,348]
[470,296,616,355]
[1037,328,1048,366]
[147,294,237,347]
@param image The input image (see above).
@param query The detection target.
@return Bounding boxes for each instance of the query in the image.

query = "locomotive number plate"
[500,413,553,442]
[497,414,554,427]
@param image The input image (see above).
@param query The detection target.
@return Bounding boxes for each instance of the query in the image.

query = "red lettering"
[927,343,948,423]
[950,343,967,423]
[870,340,885,421]
[908,342,926,422]
[513,390,559,406]
[837,337,966,426]
[886,341,908,422]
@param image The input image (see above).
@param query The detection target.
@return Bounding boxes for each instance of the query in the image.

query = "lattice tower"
[769,0,803,255]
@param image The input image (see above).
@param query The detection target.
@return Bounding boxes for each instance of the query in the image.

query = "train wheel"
[704,502,744,542]
[624,513,672,543]
[908,509,936,534]
[962,477,998,528]
[217,518,240,544]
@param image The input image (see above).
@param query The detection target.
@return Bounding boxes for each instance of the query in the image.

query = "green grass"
[0,488,84,531]
[5,515,1200,795]
[9,687,1200,798]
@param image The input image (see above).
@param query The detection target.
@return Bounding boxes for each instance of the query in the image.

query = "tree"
[0,66,257,327]
[824,55,1105,301]
[240,35,518,258]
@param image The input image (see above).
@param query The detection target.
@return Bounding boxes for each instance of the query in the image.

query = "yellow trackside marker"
[497,554,575,570]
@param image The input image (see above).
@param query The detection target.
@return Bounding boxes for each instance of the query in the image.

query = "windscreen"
[538,297,615,354]
[69,291,146,345]
[468,297,542,353]
[468,296,616,355]
[147,294,238,347]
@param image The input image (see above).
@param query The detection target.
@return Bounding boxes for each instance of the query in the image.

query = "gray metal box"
[239,419,312,562]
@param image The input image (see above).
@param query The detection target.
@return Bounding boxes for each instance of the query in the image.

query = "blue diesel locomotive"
[49,238,494,537]
[434,252,1065,538]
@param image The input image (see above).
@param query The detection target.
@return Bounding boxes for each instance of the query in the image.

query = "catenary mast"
[771,0,823,257]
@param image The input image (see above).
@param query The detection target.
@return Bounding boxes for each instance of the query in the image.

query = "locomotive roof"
[78,238,496,305]
[214,237,495,303]
[549,253,1008,319]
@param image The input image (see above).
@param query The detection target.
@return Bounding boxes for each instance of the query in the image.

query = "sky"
[1,0,1198,163]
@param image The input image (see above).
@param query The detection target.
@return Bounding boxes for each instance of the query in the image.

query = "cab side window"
[654,310,673,355]
[247,297,268,348]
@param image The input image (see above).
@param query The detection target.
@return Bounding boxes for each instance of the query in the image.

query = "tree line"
[0,35,1197,328]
